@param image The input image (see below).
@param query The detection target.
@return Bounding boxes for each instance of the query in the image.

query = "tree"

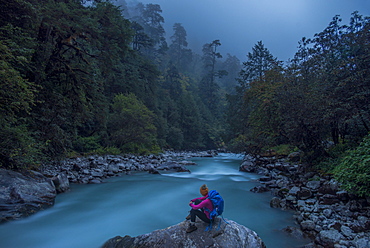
[108,93,158,154]
[219,54,241,94]
[131,21,152,51]
[226,41,281,154]
[199,40,223,112]
[0,22,40,169]
[168,23,192,71]
[131,3,167,63]
[26,0,135,158]
[239,41,278,88]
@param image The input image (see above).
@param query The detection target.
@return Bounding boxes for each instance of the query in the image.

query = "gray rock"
[323,208,333,218]
[300,220,316,231]
[318,180,339,195]
[270,197,282,208]
[239,160,257,172]
[341,225,353,238]
[306,180,321,190]
[336,190,349,201]
[157,162,190,173]
[102,220,266,248]
[286,195,296,201]
[108,164,120,173]
[179,160,196,165]
[357,216,370,228]
[288,152,301,162]
[297,188,313,200]
[250,186,269,193]
[51,173,70,193]
[316,229,344,247]
[282,226,306,239]
[354,237,370,248]
[0,169,56,223]
[289,186,301,195]
[89,179,102,184]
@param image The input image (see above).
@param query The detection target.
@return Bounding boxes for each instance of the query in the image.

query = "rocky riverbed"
[241,154,370,248]
[0,151,216,223]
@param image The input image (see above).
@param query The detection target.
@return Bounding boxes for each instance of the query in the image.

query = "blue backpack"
[205,190,229,230]
[206,190,224,219]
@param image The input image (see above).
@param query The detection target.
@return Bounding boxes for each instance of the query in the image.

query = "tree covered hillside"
[1,0,370,197]
[0,0,240,169]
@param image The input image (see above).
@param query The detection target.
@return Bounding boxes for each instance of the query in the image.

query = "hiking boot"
[185,214,191,220]
[186,224,197,233]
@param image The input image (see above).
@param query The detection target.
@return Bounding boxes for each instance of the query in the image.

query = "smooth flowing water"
[0,153,309,248]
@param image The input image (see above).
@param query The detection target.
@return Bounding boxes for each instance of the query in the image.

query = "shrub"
[73,136,102,153]
[93,146,121,156]
[333,134,370,198]
[108,93,158,153]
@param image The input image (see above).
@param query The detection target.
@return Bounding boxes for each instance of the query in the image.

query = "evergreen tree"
[168,23,192,71]
[219,54,241,94]
[199,40,223,112]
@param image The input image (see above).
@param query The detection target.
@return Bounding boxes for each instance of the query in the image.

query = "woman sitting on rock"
[186,184,214,233]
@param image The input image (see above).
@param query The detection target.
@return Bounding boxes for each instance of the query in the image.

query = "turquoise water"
[0,153,309,248]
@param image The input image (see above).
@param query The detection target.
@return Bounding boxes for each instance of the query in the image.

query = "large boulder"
[51,173,70,193]
[156,161,190,173]
[0,169,56,223]
[102,219,266,248]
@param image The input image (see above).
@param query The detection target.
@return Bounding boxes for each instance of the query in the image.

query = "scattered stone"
[270,197,282,208]
[89,179,102,184]
[297,188,312,200]
[240,154,370,248]
[282,226,306,239]
[316,229,344,247]
[288,152,301,162]
[250,186,269,193]
[239,160,257,172]
[179,160,196,165]
[51,173,70,193]
[300,220,316,231]
[306,180,321,190]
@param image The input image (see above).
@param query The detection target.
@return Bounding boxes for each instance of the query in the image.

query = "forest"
[0,0,369,196]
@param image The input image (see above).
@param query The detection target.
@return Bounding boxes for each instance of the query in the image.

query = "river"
[0,153,309,248]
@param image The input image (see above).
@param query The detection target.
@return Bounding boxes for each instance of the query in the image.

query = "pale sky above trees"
[129,0,370,61]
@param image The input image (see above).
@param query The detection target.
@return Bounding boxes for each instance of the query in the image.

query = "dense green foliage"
[334,134,370,197]
[108,93,158,154]
[227,13,370,160]
[223,12,370,196]
[0,0,230,169]
[1,0,370,196]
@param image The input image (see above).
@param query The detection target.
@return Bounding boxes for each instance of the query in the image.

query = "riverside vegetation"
[242,152,370,248]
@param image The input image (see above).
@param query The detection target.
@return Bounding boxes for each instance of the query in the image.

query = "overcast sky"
[129,0,370,62]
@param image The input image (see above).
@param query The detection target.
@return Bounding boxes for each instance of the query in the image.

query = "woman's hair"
[200,184,209,196]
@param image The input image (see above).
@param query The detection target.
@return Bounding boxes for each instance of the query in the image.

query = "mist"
[123,0,370,62]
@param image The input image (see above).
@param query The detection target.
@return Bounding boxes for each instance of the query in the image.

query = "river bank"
[240,154,370,248]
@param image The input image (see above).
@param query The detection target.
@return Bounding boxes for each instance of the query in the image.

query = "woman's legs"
[186,199,202,220]
[190,209,211,223]
[186,199,211,233]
